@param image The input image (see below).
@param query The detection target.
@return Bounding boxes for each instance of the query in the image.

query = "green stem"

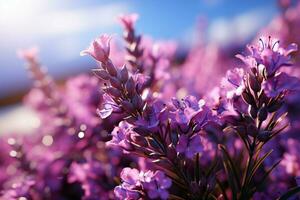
[239,138,256,200]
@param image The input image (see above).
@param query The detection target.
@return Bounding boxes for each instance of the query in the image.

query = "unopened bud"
[132,94,144,110]
[249,105,258,119]
[130,134,147,146]
[106,60,117,77]
[125,77,135,96]
[121,100,135,113]
[258,106,268,122]
[257,131,271,142]
[110,77,123,90]
[92,69,110,80]
[248,74,261,93]
[124,30,134,43]
[242,91,255,105]
[119,65,129,83]
[268,101,283,113]
[105,87,121,98]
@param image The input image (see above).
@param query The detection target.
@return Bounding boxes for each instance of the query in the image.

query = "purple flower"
[97,93,121,119]
[115,168,171,200]
[221,68,245,99]
[176,134,203,158]
[114,185,141,200]
[64,74,100,126]
[119,13,139,31]
[114,167,143,200]
[17,46,39,61]
[237,37,297,77]
[143,170,172,200]
[80,34,112,63]
[106,121,135,151]
[135,100,167,131]
[120,167,142,188]
[263,72,300,97]
[170,96,208,130]
[0,176,35,200]
[68,159,105,199]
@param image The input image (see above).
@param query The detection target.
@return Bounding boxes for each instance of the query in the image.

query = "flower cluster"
[115,168,171,200]
[1,5,300,200]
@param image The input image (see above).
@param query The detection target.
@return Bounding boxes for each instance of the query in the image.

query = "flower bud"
[106,60,118,77]
[110,77,123,90]
[105,87,121,98]
[92,69,110,80]
[258,106,268,122]
[267,101,283,113]
[258,92,269,106]
[121,100,135,113]
[248,74,261,93]
[133,126,151,136]
[130,134,147,146]
[249,105,258,119]
[119,65,129,83]
[132,94,143,110]
[242,91,255,105]
[125,77,135,96]
[124,30,135,43]
[257,131,271,142]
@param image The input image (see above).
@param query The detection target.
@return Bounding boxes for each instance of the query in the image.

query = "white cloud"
[0,1,129,38]
[37,4,128,36]
[207,8,274,46]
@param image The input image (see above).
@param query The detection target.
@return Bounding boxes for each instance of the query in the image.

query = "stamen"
[259,38,265,51]
[272,40,280,50]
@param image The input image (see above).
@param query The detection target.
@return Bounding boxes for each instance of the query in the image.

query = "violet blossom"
[80,34,112,63]
[176,134,203,158]
[237,36,298,77]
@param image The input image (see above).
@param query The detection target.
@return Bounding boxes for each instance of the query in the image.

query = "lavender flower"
[80,34,112,63]
[115,168,172,200]
[237,36,298,77]
[143,170,172,199]
[263,72,300,97]
[1,9,300,200]
[119,13,139,31]
[221,68,245,99]
[106,121,135,151]
[176,134,203,158]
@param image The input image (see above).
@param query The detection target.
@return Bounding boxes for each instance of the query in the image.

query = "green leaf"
[219,145,241,200]
[169,194,186,200]
[195,153,200,182]
[277,186,300,200]
[219,145,241,190]
[216,179,230,200]
[208,194,218,200]
[248,150,273,185]
[223,158,237,200]
[206,158,219,178]
[250,160,281,194]
[264,123,289,144]
[233,127,250,153]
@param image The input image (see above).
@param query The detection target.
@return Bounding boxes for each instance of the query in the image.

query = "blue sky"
[0,0,278,98]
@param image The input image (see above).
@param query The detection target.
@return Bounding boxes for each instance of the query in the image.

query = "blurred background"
[0,0,279,134]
